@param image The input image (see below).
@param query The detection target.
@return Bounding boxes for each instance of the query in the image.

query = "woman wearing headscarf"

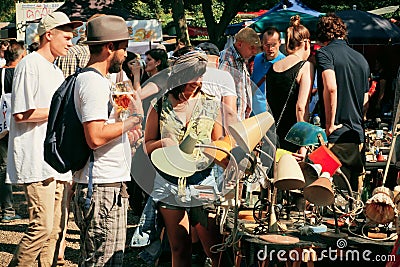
[144,51,223,266]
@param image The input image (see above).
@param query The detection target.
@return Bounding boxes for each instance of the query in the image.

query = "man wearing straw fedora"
[71,15,143,266]
[6,12,82,266]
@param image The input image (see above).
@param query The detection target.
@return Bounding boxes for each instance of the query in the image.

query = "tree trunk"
[172,0,191,46]
[202,0,245,49]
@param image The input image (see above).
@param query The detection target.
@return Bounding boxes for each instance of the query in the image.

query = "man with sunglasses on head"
[219,27,261,120]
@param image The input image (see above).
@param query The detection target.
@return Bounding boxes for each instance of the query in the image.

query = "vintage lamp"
[229,111,275,154]
[285,121,327,147]
[273,154,305,190]
[303,172,335,207]
[151,133,199,177]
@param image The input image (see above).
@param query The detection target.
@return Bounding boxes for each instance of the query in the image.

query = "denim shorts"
[151,169,218,208]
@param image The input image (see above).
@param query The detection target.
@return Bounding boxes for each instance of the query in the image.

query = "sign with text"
[15,2,63,41]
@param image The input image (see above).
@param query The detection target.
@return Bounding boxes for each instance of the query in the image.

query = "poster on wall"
[25,19,163,46]
[15,2,63,41]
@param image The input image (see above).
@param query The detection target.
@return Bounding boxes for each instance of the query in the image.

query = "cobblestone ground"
[0,186,147,267]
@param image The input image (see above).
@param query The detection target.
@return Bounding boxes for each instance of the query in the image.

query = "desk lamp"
[285,121,327,147]
[223,111,275,251]
[285,122,348,238]
[273,154,305,190]
[307,148,349,239]
[151,132,198,178]
[229,111,274,154]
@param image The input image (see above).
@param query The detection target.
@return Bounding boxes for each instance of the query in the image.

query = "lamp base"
[320,230,348,240]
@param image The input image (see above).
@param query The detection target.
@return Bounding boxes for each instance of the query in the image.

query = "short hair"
[4,40,25,63]
[317,13,347,43]
[262,26,280,39]
[28,41,39,53]
[172,46,194,58]
[196,42,220,56]
[88,40,122,55]
[235,27,260,46]
[39,25,73,44]
[145,48,169,71]
[285,15,310,54]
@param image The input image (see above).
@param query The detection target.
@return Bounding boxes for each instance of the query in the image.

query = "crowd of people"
[0,9,397,267]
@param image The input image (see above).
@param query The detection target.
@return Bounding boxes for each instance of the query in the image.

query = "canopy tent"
[55,0,144,21]
[336,10,400,45]
[225,0,322,35]
[368,5,399,16]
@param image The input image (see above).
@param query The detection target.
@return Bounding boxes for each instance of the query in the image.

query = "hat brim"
[39,21,83,36]
[67,21,83,29]
[151,145,197,177]
[82,37,133,45]
[56,21,83,30]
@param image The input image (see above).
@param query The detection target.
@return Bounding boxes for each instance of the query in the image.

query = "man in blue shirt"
[251,27,286,114]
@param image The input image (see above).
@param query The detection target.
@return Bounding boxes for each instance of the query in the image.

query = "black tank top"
[266,60,305,152]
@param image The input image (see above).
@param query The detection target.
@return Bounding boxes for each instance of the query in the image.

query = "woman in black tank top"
[265,15,314,159]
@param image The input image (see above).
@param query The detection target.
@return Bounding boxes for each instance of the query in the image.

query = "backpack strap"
[78,67,108,210]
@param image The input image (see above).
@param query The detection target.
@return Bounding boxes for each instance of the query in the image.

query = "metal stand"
[320,204,348,239]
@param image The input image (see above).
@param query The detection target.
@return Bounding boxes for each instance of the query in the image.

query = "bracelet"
[130,113,144,123]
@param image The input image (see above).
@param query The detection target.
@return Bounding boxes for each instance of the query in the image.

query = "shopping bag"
[0,69,11,139]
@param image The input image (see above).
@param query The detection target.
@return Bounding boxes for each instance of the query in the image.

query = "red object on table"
[308,145,342,176]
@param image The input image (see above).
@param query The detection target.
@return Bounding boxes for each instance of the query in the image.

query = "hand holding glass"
[111,81,143,121]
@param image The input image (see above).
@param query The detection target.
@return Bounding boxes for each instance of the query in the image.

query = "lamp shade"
[203,135,235,168]
[273,154,305,190]
[298,162,322,187]
[303,172,334,206]
[285,121,327,146]
[151,133,198,177]
[308,145,342,176]
[365,186,395,224]
[228,111,274,153]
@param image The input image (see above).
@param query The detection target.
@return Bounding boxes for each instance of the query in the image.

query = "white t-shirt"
[6,52,71,184]
[73,71,131,184]
[108,71,129,84]
[0,57,6,68]
[201,67,236,102]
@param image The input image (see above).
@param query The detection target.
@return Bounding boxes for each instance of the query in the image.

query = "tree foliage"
[1,0,399,45]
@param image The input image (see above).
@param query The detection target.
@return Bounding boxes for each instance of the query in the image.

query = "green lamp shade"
[285,122,327,146]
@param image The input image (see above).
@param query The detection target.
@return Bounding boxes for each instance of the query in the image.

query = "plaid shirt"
[56,44,90,77]
[219,44,252,120]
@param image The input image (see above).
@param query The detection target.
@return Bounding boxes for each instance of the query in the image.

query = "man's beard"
[108,55,122,74]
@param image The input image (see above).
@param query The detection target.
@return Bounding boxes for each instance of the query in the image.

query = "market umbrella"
[250,9,322,34]
[336,10,400,45]
[225,0,323,35]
